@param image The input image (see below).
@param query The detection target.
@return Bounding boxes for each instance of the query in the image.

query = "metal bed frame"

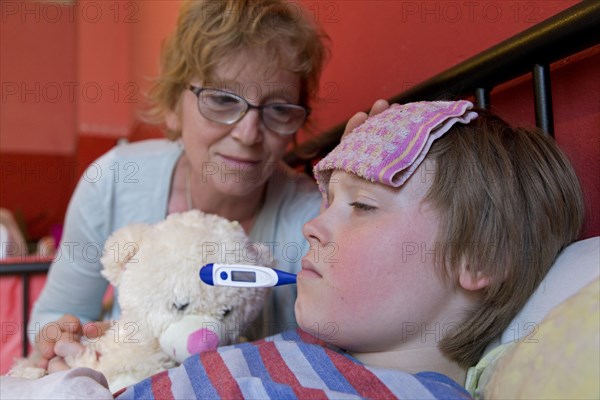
[0,258,51,357]
[2,0,599,359]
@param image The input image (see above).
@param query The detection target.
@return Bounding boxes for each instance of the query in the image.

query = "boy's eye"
[349,201,377,212]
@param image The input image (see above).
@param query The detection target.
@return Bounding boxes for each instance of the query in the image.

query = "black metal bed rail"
[284,0,600,169]
[0,259,52,357]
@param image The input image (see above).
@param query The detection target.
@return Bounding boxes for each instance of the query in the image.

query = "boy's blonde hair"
[145,0,329,139]
[425,111,585,367]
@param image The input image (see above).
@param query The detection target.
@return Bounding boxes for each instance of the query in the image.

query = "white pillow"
[499,236,600,344]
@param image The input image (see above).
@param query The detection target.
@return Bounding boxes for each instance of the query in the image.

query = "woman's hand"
[34,314,110,373]
[342,99,390,138]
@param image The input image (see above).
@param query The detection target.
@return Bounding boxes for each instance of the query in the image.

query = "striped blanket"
[116,330,471,399]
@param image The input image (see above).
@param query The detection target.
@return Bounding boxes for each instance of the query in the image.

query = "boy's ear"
[458,261,491,291]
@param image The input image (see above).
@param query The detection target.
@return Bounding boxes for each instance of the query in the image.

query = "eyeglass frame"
[188,85,310,136]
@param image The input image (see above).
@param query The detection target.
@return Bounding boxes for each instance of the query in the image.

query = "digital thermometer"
[200,263,296,288]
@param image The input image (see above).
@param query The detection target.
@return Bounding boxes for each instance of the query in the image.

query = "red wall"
[303,0,582,132]
[1,0,597,240]
[1,1,77,154]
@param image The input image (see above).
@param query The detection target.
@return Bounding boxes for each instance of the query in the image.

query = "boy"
[117,100,583,398]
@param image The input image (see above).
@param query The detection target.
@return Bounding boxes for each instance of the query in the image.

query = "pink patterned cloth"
[314,101,478,195]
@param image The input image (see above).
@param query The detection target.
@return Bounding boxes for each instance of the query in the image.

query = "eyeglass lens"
[197,89,306,135]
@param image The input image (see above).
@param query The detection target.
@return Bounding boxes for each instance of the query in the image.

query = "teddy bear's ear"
[100,223,148,286]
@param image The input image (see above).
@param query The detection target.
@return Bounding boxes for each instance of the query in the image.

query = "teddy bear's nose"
[173,302,189,312]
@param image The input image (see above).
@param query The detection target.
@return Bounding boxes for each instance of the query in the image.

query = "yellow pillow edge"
[485,277,600,399]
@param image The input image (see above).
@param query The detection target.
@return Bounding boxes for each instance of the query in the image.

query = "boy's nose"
[303,212,327,245]
[230,109,263,145]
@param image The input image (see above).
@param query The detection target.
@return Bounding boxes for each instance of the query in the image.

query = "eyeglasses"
[189,86,309,136]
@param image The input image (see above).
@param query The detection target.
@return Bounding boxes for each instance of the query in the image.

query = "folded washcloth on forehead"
[314,100,478,196]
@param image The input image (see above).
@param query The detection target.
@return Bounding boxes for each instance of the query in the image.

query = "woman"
[28,0,328,372]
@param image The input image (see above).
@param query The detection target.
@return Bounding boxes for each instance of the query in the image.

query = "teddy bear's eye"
[173,302,189,312]
[221,308,232,318]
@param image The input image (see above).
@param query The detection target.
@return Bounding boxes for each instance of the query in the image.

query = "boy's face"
[296,169,460,353]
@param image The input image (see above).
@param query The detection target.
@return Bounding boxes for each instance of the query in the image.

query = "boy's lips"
[299,258,322,278]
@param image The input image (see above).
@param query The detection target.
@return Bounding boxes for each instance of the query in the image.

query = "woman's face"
[173,51,300,197]
[296,170,460,353]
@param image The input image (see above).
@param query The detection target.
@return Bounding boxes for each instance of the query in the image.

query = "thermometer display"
[231,271,256,282]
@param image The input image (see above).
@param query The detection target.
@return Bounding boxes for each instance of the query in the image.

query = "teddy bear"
[10,210,271,392]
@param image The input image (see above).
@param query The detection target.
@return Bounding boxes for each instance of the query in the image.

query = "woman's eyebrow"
[199,77,240,91]
[208,79,297,103]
